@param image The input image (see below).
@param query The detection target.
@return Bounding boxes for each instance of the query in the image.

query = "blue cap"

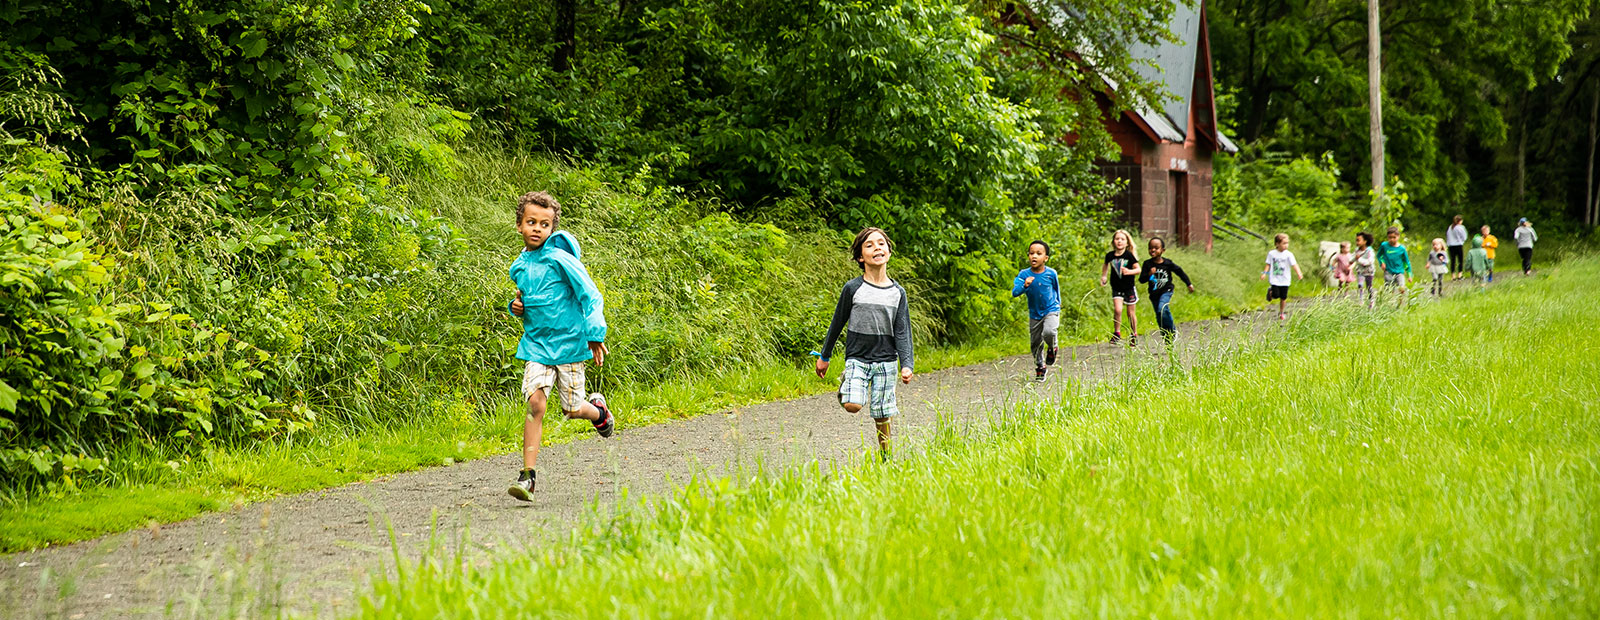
[1518,217,1528,224]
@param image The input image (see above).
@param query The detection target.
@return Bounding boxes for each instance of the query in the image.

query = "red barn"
[1095,0,1237,251]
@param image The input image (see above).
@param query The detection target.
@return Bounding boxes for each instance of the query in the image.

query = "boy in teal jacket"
[505,191,614,501]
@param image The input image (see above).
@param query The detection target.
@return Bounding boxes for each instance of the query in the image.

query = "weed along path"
[5,306,1301,618]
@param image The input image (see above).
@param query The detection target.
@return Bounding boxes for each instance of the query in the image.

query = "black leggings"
[1520,247,1534,273]
[1448,245,1464,273]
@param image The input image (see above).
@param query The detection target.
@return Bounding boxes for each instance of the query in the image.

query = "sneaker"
[1278,313,1287,321]
[507,470,535,502]
[1035,366,1047,382]
[1109,331,1122,344]
[590,394,615,438]
[1045,346,1058,366]
[1128,334,1138,347]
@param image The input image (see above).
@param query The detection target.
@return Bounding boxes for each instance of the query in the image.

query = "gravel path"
[3,306,1300,619]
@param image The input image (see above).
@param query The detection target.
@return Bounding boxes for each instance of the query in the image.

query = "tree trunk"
[1587,86,1597,227]
[1368,0,1384,195]
[1515,111,1526,211]
[552,0,576,73]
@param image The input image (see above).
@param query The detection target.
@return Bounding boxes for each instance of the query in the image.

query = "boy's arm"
[1051,270,1061,298]
[1099,260,1110,284]
[1011,271,1027,297]
[553,254,608,342]
[818,282,854,361]
[893,288,914,373]
[1138,260,1151,283]
[1171,262,1193,287]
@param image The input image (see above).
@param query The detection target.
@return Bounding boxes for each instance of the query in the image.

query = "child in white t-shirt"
[1261,233,1304,320]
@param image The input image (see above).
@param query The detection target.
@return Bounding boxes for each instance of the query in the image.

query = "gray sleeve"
[894,285,914,371]
[818,280,856,361]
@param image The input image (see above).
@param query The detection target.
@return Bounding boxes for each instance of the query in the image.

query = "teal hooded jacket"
[506,230,607,365]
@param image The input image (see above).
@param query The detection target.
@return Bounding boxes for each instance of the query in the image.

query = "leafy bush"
[1215,150,1358,231]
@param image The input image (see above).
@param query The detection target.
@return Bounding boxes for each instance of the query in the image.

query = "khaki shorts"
[521,361,587,412]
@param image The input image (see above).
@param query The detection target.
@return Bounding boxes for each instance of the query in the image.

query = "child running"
[1139,237,1194,346]
[1332,241,1355,295]
[505,191,615,501]
[1012,240,1061,381]
[1261,233,1304,320]
[1376,226,1412,307]
[1427,238,1449,297]
[816,227,914,459]
[1480,224,1498,283]
[1466,234,1490,288]
[1099,229,1142,345]
[1354,232,1377,308]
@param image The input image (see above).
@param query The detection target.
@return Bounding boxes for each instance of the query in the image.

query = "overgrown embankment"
[357,259,1600,617]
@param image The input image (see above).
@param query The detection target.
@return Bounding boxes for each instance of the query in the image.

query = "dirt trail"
[2,304,1313,619]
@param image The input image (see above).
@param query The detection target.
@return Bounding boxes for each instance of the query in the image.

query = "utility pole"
[1368,0,1384,196]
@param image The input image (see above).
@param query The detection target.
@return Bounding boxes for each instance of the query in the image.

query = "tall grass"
[356,258,1600,618]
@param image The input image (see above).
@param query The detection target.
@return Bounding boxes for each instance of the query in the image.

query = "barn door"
[1170,171,1189,245]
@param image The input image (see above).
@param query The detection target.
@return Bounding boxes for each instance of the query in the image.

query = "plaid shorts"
[521,361,587,413]
[838,359,900,420]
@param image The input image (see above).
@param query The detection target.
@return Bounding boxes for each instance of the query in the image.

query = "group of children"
[498,189,1542,498]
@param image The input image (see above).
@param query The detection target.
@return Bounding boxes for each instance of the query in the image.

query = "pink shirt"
[1332,252,1354,281]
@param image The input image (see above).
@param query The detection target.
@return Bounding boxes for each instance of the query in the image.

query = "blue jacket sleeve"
[1011,271,1028,297]
[552,253,608,342]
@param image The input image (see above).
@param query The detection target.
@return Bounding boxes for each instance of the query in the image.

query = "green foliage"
[1209,0,1593,219]
[1214,149,1358,230]
[0,145,301,488]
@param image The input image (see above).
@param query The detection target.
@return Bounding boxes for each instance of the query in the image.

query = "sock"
[519,468,535,481]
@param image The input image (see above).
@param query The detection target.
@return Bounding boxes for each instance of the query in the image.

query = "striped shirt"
[818,276,914,370]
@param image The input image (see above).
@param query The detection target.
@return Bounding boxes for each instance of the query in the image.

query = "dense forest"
[1,0,1592,491]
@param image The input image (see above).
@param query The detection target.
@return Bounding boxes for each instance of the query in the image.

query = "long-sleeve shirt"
[1482,234,1498,260]
[1139,257,1192,296]
[1376,241,1411,275]
[818,276,914,370]
[1514,226,1537,249]
[1011,267,1061,320]
[1446,224,1468,247]
[1353,246,1376,277]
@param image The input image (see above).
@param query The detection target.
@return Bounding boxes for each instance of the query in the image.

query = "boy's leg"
[839,359,867,414]
[553,363,603,422]
[1029,316,1046,368]
[868,361,898,455]
[523,390,547,469]
[1042,313,1059,359]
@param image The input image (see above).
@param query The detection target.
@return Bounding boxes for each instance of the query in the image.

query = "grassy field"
[355,258,1600,618]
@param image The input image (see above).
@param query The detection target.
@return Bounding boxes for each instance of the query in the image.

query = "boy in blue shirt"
[504,191,615,501]
[1011,240,1061,381]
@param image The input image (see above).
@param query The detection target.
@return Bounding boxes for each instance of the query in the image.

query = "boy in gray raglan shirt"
[814,227,914,458]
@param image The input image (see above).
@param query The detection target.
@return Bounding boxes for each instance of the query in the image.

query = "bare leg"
[523,391,547,469]
[843,403,863,413]
[1126,303,1139,336]
[1111,299,1124,335]
[875,419,891,453]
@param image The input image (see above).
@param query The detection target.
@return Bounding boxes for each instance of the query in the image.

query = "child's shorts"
[1266,284,1290,301]
[521,361,587,412]
[839,359,900,420]
[1110,287,1138,304]
[1383,272,1406,287]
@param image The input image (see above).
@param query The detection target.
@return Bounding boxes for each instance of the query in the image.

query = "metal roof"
[1124,0,1239,153]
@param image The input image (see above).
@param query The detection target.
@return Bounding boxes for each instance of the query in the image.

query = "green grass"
[354,258,1600,618]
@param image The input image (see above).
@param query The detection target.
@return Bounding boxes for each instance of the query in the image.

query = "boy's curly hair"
[516,191,562,228]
